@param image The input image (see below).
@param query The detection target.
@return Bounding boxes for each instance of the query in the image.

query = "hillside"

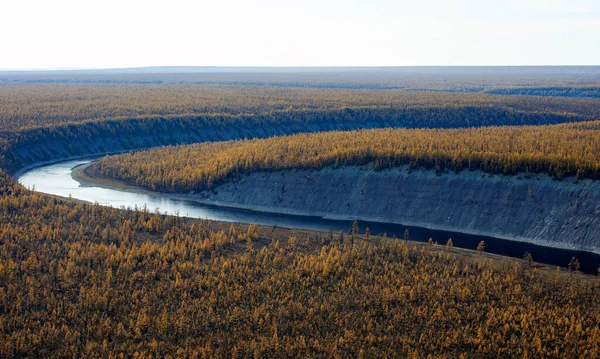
[89,121,600,193]
[184,165,600,253]
[3,83,599,175]
[82,123,600,252]
[2,84,598,132]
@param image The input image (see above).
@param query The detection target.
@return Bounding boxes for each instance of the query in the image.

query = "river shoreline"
[12,157,600,274]
[78,160,600,255]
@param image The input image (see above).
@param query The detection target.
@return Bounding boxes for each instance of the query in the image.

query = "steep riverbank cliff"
[191,165,600,252]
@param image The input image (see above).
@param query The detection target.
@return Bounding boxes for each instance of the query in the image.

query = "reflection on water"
[18,160,368,229]
[18,160,600,274]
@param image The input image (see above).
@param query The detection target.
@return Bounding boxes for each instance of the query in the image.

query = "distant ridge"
[2,66,600,94]
[2,65,600,75]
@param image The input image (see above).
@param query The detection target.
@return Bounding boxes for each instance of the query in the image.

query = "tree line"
[2,68,599,92]
[487,85,600,98]
[1,83,598,173]
[0,84,598,132]
[91,121,600,194]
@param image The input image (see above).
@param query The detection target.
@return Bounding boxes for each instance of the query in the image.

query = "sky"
[1,0,599,69]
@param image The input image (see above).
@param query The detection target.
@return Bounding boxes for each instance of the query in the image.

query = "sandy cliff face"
[195,166,600,252]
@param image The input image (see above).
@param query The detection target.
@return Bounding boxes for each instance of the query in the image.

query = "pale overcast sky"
[1,0,599,69]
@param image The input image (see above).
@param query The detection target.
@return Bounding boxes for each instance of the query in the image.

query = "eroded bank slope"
[192,166,600,252]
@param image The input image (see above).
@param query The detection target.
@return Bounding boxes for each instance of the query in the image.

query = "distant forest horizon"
[3,66,600,94]
[2,65,600,73]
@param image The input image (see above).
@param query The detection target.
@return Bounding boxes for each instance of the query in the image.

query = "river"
[18,159,600,274]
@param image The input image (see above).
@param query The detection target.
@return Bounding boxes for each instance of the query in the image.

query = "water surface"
[18,159,600,274]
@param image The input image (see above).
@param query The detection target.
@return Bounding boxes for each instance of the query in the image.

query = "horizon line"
[2,64,600,72]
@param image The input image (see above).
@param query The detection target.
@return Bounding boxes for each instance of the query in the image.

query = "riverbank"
[79,159,600,255]
[9,157,595,274]
[74,162,143,191]
[28,161,600,279]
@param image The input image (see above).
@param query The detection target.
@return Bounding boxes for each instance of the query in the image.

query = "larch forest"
[1,67,600,358]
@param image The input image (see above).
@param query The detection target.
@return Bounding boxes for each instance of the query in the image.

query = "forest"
[486,85,600,98]
[1,83,599,174]
[90,121,600,194]
[2,66,600,93]
[1,78,600,357]
[0,171,599,357]
[1,84,599,132]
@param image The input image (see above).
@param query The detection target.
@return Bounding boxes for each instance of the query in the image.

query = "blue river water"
[18,159,600,274]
